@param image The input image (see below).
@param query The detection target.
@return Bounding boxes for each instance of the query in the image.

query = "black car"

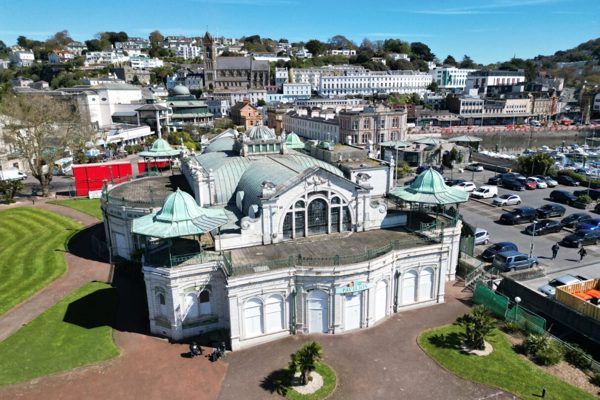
[557,175,580,186]
[500,207,537,225]
[561,229,600,247]
[536,203,566,218]
[561,212,593,228]
[525,219,562,235]
[595,204,600,214]
[501,179,525,191]
[447,178,466,186]
[481,242,518,262]
[574,189,600,201]
[487,176,501,185]
[549,190,577,205]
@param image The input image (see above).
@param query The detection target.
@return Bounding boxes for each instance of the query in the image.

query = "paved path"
[0,201,112,342]
[219,284,513,400]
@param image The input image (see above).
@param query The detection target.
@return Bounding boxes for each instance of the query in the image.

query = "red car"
[524,180,537,190]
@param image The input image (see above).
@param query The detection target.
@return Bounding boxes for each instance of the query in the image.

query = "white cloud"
[414,0,563,16]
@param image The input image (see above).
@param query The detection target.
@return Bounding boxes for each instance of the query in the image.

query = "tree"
[328,35,355,49]
[46,30,73,50]
[410,42,434,61]
[427,81,439,92]
[1,95,93,196]
[443,55,457,66]
[256,99,266,106]
[383,39,410,54]
[289,341,323,385]
[459,55,477,69]
[85,38,111,52]
[305,39,325,56]
[456,305,495,351]
[149,30,164,47]
[517,153,555,176]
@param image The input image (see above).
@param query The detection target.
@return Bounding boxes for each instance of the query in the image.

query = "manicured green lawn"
[0,207,83,316]
[419,325,596,400]
[48,198,103,220]
[286,362,337,400]
[0,281,119,386]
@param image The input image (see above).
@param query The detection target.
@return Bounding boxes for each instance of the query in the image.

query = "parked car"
[525,219,562,235]
[536,176,558,187]
[493,194,522,206]
[475,228,490,245]
[454,181,476,192]
[595,204,600,214]
[0,168,27,181]
[538,275,586,297]
[471,185,498,199]
[557,175,580,186]
[549,190,577,205]
[561,212,592,228]
[492,250,538,272]
[481,242,518,262]
[446,178,466,187]
[524,179,537,190]
[536,203,566,219]
[561,229,600,247]
[500,207,537,224]
[465,163,484,172]
[574,189,600,201]
[501,179,525,191]
[527,177,548,189]
[576,218,600,231]
[487,175,501,185]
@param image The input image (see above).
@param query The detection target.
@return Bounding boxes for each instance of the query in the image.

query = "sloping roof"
[132,189,228,238]
[216,56,268,71]
[448,135,483,143]
[195,152,253,204]
[245,125,276,141]
[204,136,236,153]
[136,103,168,111]
[285,132,305,149]
[388,168,469,205]
[379,140,412,148]
[413,137,448,145]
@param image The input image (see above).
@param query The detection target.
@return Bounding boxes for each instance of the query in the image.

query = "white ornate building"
[101,127,465,350]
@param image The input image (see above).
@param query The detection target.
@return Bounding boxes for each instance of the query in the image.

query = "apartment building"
[464,70,526,95]
[282,111,340,142]
[338,104,408,146]
[431,67,476,90]
[319,70,432,98]
[290,65,366,91]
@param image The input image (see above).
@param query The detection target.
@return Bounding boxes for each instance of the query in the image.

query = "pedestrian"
[551,243,560,260]
[578,246,587,263]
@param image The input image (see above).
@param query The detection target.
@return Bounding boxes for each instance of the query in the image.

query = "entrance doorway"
[344,293,361,330]
[307,290,328,333]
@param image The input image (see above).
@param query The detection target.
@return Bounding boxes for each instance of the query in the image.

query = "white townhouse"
[319,70,433,98]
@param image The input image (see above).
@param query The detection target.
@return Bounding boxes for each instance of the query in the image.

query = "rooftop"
[106,175,191,208]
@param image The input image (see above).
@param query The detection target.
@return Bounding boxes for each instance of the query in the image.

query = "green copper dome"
[388,168,469,205]
[245,125,276,141]
[285,132,305,149]
[132,189,228,238]
[139,138,182,157]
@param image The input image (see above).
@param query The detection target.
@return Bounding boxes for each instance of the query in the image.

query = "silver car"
[492,194,522,206]
[538,275,585,297]
[474,228,490,245]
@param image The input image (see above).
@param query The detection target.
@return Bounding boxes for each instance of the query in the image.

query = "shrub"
[591,372,600,387]
[534,340,563,366]
[522,334,550,356]
[563,344,593,371]
[456,305,495,350]
[503,321,521,334]
[576,194,592,205]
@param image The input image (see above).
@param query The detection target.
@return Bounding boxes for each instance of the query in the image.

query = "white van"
[471,185,498,199]
[0,168,27,181]
[529,119,541,127]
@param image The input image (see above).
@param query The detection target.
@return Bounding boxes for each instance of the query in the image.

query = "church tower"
[203,32,216,90]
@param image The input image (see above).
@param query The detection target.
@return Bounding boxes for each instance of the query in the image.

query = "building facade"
[338,104,408,146]
[9,47,35,67]
[431,67,476,90]
[230,100,262,129]
[464,70,526,95]
[282,111,340,142]
[319,71,432,98]
[101,126,463,351]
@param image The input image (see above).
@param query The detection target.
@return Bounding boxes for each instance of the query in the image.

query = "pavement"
[218,284,512,400]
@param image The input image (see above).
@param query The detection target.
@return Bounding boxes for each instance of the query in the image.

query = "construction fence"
[473,282,546,334]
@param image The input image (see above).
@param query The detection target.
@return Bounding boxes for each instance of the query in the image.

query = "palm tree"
[289,341,323,385]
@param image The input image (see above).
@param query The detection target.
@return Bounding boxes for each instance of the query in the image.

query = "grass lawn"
[0,207,83,316]
[48,198,103,220]
[0,281,119,386]
[419,325,596,400]
[286,362,337,400]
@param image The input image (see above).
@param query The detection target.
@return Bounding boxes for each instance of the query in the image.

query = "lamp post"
[514,296,522,323]
[529,220,537,258]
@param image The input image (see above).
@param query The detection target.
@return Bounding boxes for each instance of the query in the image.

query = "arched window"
[199,290,211,315]
[418,268,434,301]
[155,288,167,317]
[243,298,263,337]
[184,293,199,321]
[265,295,284,333]
[402,270,418,305]
[308,198,328,235]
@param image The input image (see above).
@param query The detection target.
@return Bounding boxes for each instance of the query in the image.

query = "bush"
[534,340,563,366]
[522,334,550,356]
[591,372,600,387]
[503,321,521,334]
[563,344,593,370]
[576,194,593,205]
[456,305,495,351]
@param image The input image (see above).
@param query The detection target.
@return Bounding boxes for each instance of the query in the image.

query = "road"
[435,168,600,287]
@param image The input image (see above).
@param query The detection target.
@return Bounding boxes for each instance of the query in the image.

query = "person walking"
[578,246,587,263]
[551,243,560,260]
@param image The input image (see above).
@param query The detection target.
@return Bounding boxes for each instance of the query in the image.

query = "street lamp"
[529,220,537,258]
[514,296,522,322]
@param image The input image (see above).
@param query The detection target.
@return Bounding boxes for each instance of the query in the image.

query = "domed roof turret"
[245,125,276,141]
[170,85,190,96]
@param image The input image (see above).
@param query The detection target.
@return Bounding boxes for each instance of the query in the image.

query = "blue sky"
[1,0,598,64]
